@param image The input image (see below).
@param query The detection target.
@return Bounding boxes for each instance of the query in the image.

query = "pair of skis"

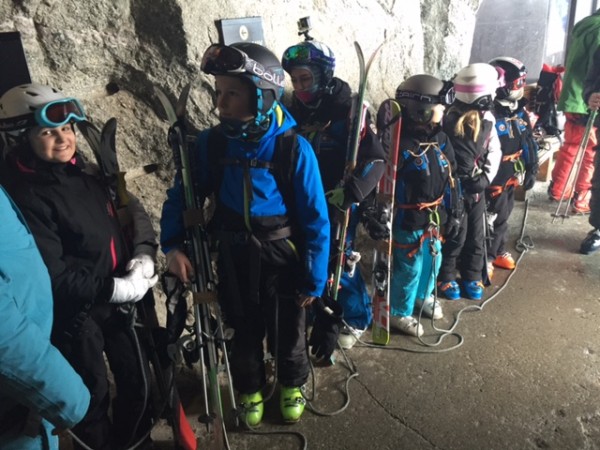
[329,42,381,302]
[155,86,237,449]
[327,41,401,347]
[370,99,402,345]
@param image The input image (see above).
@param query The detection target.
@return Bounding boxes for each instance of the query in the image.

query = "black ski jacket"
[395,125,456,230]
[443,102,502,195]
[1,150,156,330]
[490,99,539,187]
[584,46,600,104]
[287,77,386,205]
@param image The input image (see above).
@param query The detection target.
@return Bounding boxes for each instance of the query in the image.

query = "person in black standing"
[0,83,158,450]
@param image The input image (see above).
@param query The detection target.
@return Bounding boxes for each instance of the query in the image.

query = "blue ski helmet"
[201,42,285,124]
[282,41,336,91]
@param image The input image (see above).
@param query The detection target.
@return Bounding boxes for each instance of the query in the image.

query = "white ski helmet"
[0,83,66,133]
[453,63,502,109]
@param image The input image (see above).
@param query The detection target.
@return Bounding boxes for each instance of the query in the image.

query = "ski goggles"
[282,44,335,67]
[34,98,86,128]
[201,44,284,87]
[396,81,456,106]
[506,75,526,90]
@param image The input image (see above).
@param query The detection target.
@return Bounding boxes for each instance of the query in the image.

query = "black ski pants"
[439,193,486,282]
[54,304,153,450]
[486,186,515,259]
[590,143,600,229]
[218,235,308,394]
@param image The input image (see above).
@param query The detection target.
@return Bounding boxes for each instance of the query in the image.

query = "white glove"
[125,253,155,279]
[110,265,158,304]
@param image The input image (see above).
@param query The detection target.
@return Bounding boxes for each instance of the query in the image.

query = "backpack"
[205,127,299,217]
[531,64,565,137]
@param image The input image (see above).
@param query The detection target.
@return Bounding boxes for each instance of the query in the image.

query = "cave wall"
[0,0,482,246]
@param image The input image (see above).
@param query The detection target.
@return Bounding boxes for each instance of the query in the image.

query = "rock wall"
[0,0,482,251]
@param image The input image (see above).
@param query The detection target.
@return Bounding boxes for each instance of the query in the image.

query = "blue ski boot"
[463,280,484,300]
[438,280,461,300]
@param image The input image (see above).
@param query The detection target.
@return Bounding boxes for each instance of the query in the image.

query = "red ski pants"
[549,114,597,200]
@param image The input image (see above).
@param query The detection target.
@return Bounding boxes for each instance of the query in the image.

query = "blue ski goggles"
[34,98,86,128]
[201,44,284,88]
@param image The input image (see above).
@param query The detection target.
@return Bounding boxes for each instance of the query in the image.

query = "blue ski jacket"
[0,186,90,450]
[161,104,330,297]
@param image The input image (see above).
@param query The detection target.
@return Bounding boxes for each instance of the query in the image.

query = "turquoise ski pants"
[390,228,442,317]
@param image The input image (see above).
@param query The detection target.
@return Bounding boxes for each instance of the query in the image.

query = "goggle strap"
[0,113,36,132]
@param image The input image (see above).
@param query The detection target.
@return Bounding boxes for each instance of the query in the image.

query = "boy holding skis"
[438,63,502,301]
[387,75,457,336]
[160,42,330,425]
[485,57,539,278]
[281,38,385,350]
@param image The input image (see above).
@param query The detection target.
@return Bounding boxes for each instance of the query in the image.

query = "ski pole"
[552,110,597,223]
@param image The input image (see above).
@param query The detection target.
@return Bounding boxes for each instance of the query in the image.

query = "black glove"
[308,296,343,362]
[463,174,489,195]
[361,202,391,241]
[523,164,539,191]
[444,215,462,241]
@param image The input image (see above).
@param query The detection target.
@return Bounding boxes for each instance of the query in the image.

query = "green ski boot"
[280,386,306,423]
[239,391,264,427]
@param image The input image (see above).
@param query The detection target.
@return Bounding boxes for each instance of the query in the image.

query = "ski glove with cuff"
[309,296,343,361]
[523,164,539,191]
[361,204,390,241]
[326,187,353,211]
[110,265,158,304]
[444,215,461,241]
[126,253,155,278]
[463,174,489,195]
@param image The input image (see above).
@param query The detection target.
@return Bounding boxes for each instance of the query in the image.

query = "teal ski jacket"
[0,186,90,449]
[558,9,600,114]
[161,104,330,297]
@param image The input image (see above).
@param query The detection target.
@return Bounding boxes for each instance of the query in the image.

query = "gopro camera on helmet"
[297,17,313,40]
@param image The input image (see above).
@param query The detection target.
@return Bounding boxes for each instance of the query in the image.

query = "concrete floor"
[131,181,600,450]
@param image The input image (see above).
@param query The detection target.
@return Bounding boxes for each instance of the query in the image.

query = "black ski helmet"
[281,41,336,91]
[201,42,285,123]
[488,56,527,100]
[395,74,455,125]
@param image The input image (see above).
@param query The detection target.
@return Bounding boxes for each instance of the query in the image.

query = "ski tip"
[175,83,192,118]
[354,41,364,57]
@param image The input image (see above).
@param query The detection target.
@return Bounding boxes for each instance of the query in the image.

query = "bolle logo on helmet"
[250,62,285,88]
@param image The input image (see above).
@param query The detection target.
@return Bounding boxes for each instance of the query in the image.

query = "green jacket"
[558,9,600,114]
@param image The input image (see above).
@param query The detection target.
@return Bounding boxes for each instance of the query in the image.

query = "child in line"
[281,39,385,349]
[389,74,457,336]
[161,42,330,425]
[486,57,539,279]
[438,63,502,301]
